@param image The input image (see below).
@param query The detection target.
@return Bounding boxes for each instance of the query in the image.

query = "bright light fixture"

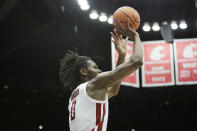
[108,16,113,24]
[77,0,89,10]
[89,10,98,19]
[80,4,90,10]
[152,22,160,31]
[142,22,151,32]
[99,13,108,22]
[77,0,88,6]
[39,125,43,130]
[179,20,187,29]
[161,21,168,25]
[171,21,178,30]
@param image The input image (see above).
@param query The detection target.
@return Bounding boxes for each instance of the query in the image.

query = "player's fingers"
[128,27,137,35]
[110,32,118,41]
[114,29,120,40]
[112,40,117,46]
[110,32,114,37]
[123,36,128,43]
[115,25,121,33]
[117,19,125,31]
[116,29,123,36]
[126,36,129,41]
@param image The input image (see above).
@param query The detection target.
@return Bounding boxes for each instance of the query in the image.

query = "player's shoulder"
[70,82,88,101]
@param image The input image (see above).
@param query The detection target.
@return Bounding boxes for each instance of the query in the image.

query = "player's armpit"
[107,80,122,99]
[107,86,119,99]
[107,87,115,99]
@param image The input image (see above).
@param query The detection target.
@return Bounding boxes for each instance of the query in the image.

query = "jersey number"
[70,100,76,121]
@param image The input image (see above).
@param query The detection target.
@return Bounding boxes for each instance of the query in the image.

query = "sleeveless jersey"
[68,82,109,131]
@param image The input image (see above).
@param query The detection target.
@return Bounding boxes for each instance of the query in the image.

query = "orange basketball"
[113,6,140,31]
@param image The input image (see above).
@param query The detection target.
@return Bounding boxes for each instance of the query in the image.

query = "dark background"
[0,0,197,131]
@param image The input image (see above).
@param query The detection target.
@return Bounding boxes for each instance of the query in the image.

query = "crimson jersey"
[68,82,109,131]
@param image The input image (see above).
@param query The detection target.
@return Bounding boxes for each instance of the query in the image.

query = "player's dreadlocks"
[59,51,91,92]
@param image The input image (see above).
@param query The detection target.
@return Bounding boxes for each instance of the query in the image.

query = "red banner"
[142,41,175,87]
[174,38,197,85]
[111,39,139,87]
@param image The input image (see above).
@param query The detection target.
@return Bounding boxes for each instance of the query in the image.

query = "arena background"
[0,0,197,131]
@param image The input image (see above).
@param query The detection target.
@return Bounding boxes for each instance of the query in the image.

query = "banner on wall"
[142,41,175,87]
[174,38,197,85]
[111,38,139,87]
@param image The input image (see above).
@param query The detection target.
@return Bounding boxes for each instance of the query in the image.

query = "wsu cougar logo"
[183,43,197,58]
[150,46,165,60]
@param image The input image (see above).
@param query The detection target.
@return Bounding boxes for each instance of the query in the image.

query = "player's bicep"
[88,71,113,89]
[89,59,142,89]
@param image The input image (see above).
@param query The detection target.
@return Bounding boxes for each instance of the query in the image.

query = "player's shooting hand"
[110,29,128,57]
[114,19,139,40]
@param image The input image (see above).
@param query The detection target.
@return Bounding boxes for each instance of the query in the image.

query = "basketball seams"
[118,9,138,30]
[113,6,140,31]
[131,10,137,30]
[135,13,140,23]
[134,14,140,29]
[133,13,140,29]
[118,9,135,23]
[117,9,134,29]
[114,11,128,23]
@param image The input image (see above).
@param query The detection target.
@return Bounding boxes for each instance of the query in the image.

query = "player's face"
[86,60,102,80]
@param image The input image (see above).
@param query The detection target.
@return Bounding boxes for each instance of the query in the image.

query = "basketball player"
[59,22,143,131]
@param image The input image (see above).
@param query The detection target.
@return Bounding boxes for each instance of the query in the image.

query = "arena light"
[171,21,178,30]
[80,4,90,10]
[108,15,113,24]
[142,22,151,32]
[152,22,160,31]
[161,21,168,25]
[179,20,187,29]
[77,0,90,11]
[89,10,98,19]
[4,85,9,89]
[99,13,108,22]
[77,0,88,6]
[39,125,43,130]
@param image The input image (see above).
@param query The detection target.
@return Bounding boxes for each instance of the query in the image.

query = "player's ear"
[80,68,88,76]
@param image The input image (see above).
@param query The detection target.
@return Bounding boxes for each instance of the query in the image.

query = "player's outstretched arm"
[107,29,128,99]
[88,26,143,92]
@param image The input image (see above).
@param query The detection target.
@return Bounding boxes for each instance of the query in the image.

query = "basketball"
[113,6,140,31]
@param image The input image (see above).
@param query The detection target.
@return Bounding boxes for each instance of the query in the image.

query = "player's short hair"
[59,51,91,92]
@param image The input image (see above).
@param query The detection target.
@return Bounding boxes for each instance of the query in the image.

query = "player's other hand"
[110,29,128,57]
[114,19,139,40]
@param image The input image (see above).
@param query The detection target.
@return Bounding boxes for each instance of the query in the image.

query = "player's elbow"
[133,56,143,67]
[138,59,143,66]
